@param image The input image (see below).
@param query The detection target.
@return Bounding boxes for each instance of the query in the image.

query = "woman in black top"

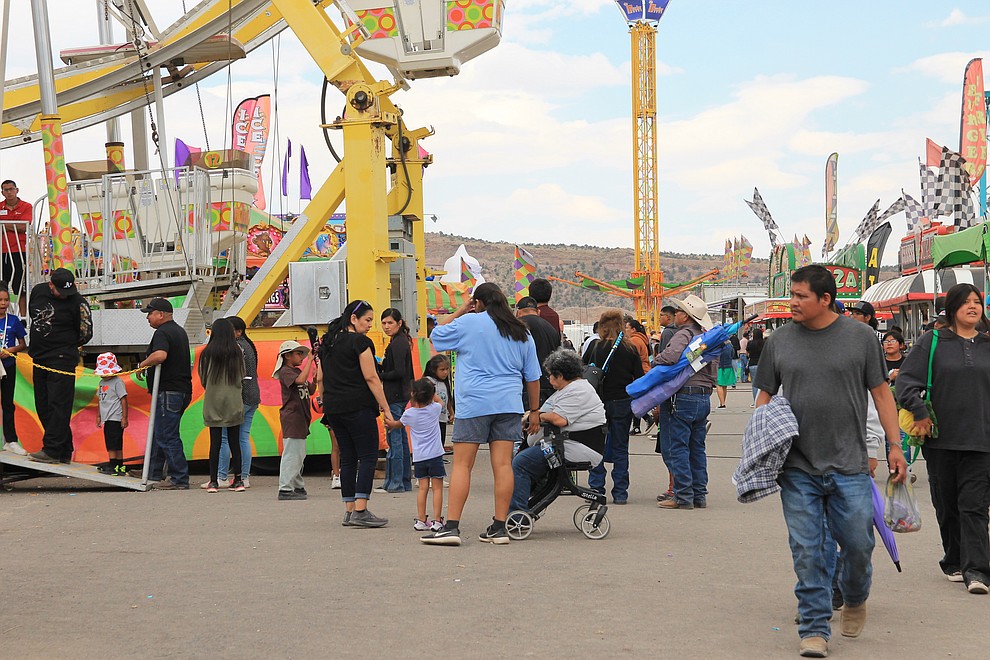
[897,284,990,594]
[582,309,643,504]
[379,307,415,493]
[321,300,394,528]
[747,327,765,405]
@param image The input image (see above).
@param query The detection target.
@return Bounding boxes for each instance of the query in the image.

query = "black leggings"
[209,425,241,484]
[326,408,379,501]
[1,363,18,444]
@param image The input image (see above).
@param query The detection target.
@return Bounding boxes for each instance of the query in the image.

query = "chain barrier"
[0,349,150,378]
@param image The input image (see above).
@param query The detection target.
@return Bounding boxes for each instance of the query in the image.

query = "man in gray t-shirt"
[753,266,907,658]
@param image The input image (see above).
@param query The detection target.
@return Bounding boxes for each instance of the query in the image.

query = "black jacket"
[380,333,414,404]
[27,283,93,366]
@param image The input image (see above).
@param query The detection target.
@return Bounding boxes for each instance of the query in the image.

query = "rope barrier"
[0,349,150,378]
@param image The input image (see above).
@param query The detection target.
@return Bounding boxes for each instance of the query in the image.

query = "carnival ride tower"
[617,0,669,329]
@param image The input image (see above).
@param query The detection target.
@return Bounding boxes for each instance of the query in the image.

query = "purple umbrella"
[872,479,901,572]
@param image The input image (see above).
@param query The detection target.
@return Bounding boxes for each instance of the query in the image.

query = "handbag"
[583,332,623,396]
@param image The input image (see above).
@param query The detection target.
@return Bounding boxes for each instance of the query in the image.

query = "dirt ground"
[1,388,987,659]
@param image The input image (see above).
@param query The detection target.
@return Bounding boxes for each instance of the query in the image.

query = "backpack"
[582,333,623,396]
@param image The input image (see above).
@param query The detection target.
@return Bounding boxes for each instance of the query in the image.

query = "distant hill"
[424,231,769,323]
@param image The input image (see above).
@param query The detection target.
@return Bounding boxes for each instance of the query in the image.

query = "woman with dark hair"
[747,327,765,405]
[897,283,990,594]
[421,282,542,546]
[379,307,415,493]
[582,309,644,505]
[206,315,260,489]
[321,300,394,528]
[199,318,246,493]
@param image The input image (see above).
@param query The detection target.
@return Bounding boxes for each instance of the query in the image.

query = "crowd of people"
[1,254,988,659]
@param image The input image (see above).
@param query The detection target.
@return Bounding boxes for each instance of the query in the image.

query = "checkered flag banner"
[934,147,978,228]
[877,197,905,224]
[852,200,881,243]
[901,190,925,233]
[745,187,779,246]
[919,159,939,218]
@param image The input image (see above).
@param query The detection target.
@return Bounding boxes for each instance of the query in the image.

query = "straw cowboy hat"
[673,294,714,331]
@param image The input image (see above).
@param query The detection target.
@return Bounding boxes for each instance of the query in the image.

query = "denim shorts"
[451,413,523,444]
[414,455,446,479]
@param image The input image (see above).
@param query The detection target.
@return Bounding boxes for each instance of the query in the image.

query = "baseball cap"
[847,301,875,317]
[140,298,173,314]
[516,296,538,310]
[50,268,77,296]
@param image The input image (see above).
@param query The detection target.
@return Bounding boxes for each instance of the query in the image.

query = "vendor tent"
[931,222,990,269]
[861,267,984,308]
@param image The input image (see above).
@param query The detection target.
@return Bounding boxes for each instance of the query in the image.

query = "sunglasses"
[352,300,370,314]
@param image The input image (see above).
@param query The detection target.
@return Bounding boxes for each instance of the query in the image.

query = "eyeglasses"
[882,338,900,344]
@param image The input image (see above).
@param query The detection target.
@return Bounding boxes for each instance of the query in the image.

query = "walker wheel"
[573,504,591,531]
[580,511,610,540]
[505,510,534,541]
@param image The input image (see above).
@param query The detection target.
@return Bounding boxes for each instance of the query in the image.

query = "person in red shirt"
[529,278,562,339]
[1,180,31,312]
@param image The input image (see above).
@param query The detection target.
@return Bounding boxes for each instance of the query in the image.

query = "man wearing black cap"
[27,268,93,463]
[847,301,883,341]
[515,296,560,407]
[134,298,192,489]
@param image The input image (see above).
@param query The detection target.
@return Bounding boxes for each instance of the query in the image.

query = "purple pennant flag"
[299,145,312,200]
[281,139,292,197]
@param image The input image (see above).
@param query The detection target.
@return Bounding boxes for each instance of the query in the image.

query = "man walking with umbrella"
[753,265,906,658]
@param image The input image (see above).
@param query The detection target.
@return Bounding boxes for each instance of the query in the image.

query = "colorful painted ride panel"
[9,338,434,464]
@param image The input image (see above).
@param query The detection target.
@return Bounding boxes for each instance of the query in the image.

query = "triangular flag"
[281,139,292,197]
[299,145,312,200]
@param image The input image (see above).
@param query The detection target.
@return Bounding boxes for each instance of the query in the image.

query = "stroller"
[505,424,611,541]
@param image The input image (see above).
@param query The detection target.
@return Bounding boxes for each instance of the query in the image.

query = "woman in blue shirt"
[421,283,542,546]
[0,284,26,454]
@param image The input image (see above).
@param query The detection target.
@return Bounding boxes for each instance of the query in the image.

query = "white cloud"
[897,51,990,84]
[927,9,990,28]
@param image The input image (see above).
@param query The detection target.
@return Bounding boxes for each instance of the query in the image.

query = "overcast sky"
[3,1,990,267]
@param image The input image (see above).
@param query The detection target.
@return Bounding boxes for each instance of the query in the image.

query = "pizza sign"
[823,265,861,298]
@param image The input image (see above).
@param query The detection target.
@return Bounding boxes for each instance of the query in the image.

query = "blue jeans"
[383,401,412,492]
[659,392,710,504]
[589,398,632,502]
[149,391,191,486]
[219,404,257,480]
[510,444,550,513]
[749,365,759,401]
[739,354,750,382]
[779,469,875,640]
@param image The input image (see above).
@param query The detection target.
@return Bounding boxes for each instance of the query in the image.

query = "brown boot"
[798,636,828,657]
[840,602,867,638]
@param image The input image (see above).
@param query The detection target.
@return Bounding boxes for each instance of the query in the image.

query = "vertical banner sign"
[723,239,731,275]
[864,222,892,291]
[959,58,987,186]
[513,245,537,302]
[614,0,669,23]
[824,153,838,255]
[231,94,272,209]
[739,235,753,278]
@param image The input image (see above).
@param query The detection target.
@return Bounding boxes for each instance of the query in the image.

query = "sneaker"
[421,527,462,546]
[967,579,989,595]
[278,490,306,501]
[242,478,250,489]
[342,511,352,527]
[200,480,229,489]
[114,465,128,477]
[349,509,388,528]
[946,570,965,583]
[799,636,828,658]
[2,441,27,456]
[96,464,116,475]
[693,499,707,509]
[413,518,431,531]
[430,518,445,532]
[206,482,220,493]
[479,522,510,545]
[231,480,246,492]
[294,487,307,496]
[657,490,674,502]
[658,499,693,510]
[28,450,58,464]
[642,413,656,434]
[331,474,341,489]
[154,481,190,491]
[373,487,389,494]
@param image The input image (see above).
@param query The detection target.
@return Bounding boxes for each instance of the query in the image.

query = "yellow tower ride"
[616,0,670,330]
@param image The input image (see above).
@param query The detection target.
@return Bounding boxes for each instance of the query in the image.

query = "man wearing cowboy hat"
[654,294,717,510]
